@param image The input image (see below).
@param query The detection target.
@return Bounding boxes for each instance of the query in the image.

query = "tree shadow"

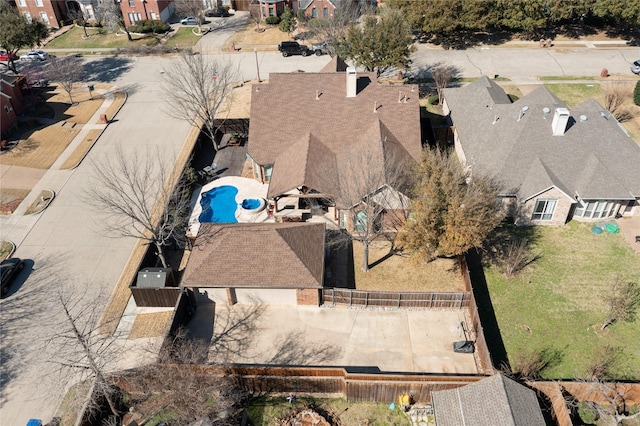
[81,57,134,83]
[208,303,267,364]
[266,330,341,366]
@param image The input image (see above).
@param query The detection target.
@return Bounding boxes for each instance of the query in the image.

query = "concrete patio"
[187,294,479,375]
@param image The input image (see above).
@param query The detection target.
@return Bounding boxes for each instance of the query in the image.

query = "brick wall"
[296,288,320,306]
[516,187,574,226]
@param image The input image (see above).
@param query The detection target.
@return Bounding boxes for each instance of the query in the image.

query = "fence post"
[430,293,434,309]
[397,293,401,308]
[349,290,352,307]
[365,292,368,307]
[332,288,335,307]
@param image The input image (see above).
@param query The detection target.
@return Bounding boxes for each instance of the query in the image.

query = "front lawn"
[46,26,162,49]
[164,27,202,48]
[483,222,640,379]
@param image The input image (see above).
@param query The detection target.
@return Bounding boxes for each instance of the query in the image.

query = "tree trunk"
[124,27,133,42]
[67,91,74,105]
[155,241,169,268]
[362,240,370,272]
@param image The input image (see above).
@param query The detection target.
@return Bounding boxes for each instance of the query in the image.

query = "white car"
[20,50,49,61]
[631,59,640,75]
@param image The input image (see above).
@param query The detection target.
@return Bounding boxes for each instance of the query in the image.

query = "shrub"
[265,16,281,25]
[634,80,640,106]
[59,19,66,27]
[128,19,169,34]
[427,94,439,105]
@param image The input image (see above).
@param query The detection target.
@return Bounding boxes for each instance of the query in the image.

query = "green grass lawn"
[164,27,202,48]
[484,222,640,380]
[248,396,411,426]
[46,26,161,49]
[544,83,603,107]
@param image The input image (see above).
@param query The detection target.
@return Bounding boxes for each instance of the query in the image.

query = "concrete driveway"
[188,296,477,374]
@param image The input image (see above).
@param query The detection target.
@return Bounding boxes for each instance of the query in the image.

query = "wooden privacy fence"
[151,365,487,403]
[322,288,470,309]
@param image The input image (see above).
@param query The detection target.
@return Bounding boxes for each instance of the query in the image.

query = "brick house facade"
[119,0,173,26]
[1,75,26,135]
[14,0,67,28]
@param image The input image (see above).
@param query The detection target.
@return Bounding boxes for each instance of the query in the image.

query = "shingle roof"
[249,71,422,200]
[300,0,338,10]
[443,76,640,200]
[182,222,325,289]
[431,374,545,426]
[320,56,349,73]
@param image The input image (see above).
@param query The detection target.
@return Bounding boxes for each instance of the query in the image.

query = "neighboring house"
[256,0,287,19]
[443,76,640,225]
[298,0,336,19]
[1,74,26,135]
[248,58,422,233]
[13,0,66,28]
[181,222,326,306]
[431,374,546,426]
[119,0,173,26]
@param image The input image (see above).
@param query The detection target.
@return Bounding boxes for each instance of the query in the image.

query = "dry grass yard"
[61,129,104,169]
[353,240,464,292]
[1,125,80,169]
[128,311,174,338]
[227,24,290,47]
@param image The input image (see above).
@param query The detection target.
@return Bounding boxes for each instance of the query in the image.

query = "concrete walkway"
[617,215,640,254]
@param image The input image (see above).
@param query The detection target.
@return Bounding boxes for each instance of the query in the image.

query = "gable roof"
[300,0,338,10]
[249,70,422,201]
[431,374,545,426]
[320,56,349,73]
[182,222,325,289]
[443,76,640,201]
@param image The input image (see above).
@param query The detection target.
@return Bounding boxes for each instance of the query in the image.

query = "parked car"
[180,16,202,25]
[631,59,640,75]
[278,41,310,57]
[1,257,25,297]
[205,8,230,17]
[20,50,49,61]
[0,50,17,61]
[312,41,331,56]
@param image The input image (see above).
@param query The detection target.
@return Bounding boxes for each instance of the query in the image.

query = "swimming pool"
[199,185,239,223]
[198,186,267,224]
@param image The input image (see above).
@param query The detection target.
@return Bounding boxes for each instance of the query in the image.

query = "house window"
[39,11,49,24]
[323,7,328,18]
[262,7,266,16]
[86,5,95,19]
[574,200,619,219]
[311,7,317,18]
[150,11,157,20]
[35,0,43,6]
[128,12,141,22]
[355,211,367,232]
[23,12,32,23]
[532,199,556,221]
[129,0,135,6]
[18,0,26,6]
[340,212,347,229]
[263,165,273,182]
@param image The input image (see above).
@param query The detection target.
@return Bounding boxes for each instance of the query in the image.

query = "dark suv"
[278,41,310,57]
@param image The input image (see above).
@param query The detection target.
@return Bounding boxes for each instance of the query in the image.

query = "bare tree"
[431,62,458,104]
[161,54,238,151]
[306,0,368,52]
[249,2,262,31]
[83,146,192,268]
[319,143,411,272]
[603,82,629,116]
[577,379,640,425]
[502,238,538,277]
[46,56,85,104]
[174,0,207,34]
[45,289,122,419]
[601,277,640,330]
[97,0,133,41]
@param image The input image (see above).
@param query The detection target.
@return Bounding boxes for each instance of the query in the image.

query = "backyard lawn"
[483,221,640,380]
[248,396,411,426]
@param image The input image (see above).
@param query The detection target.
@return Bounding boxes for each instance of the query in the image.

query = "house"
[247,59,422,232]
[256,0,287,19]
[430,374,546,426]
[119,0,173,26]
[181,222,326,306]
[297,0,337,19]
[1,73,26,135]
[442,76,640,225]
[13,0,67,28]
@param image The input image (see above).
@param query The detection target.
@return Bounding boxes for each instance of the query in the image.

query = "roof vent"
[552,107,570,136]
[517,105,529,122]
[579,114,588,122]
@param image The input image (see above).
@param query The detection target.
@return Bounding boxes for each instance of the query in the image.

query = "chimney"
[552,108,570,135]
[346,66,357,98]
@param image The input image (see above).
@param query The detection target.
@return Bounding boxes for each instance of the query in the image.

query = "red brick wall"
[16,0,65,28]
[300,0,335,19]
[296,288,320,306]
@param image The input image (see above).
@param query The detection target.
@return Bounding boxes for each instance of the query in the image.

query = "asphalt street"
[1,14,640,424]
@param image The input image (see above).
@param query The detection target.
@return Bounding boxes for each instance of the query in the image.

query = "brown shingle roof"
[248,71,421,199]
[182,222,325,289]
[431,374,545,426]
